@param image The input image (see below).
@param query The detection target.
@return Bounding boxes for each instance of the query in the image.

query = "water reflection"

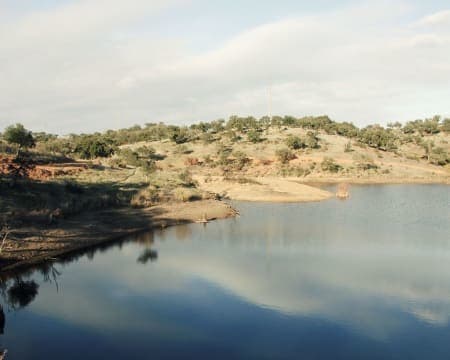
[137,249,158,264]
[0,185,448,359]
[6,280,39,309]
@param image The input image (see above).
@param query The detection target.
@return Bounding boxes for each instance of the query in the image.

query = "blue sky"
[1,0,450,133]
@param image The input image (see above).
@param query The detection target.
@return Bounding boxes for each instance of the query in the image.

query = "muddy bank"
[0,199,236,273]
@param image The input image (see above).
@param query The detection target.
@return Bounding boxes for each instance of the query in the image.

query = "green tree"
[3,123,35,154]
[75,136,116,159]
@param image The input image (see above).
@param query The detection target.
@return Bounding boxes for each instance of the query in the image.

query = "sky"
[0,0,450,134]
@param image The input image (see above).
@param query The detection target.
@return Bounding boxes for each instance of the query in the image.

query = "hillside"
[2,115,450,205]
[1,115,449,269]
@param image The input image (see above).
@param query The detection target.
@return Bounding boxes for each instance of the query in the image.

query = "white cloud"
[0,1,449,133]
[30,224,450,340]
[416,9,450,26]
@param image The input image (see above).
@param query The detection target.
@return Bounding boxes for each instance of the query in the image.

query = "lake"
[0,184,449,359]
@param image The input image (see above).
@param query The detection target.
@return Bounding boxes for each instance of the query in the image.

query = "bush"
[335,122,359,137]
[178,170,197,187]
[321,157,341,172]
[354,154,378,170]
[118,148,156,172]
[285,132,319,150]
[232,151,251,170]
[304,131,319,149]
[135,146,156,159]
[75,136,116,159]
[173,187,202,202]
[131,187,161,207]
[441,119,450,133]
[247,129,262,143]
[170,127,191,144]
[276,148,295,164]
[429,147,450,166]
[285,136,304,150]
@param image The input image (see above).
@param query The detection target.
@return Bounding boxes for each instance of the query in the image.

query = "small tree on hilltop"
[3,123,35,155]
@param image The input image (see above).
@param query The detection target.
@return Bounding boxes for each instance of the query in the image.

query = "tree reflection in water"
[137,249,158,264]
[0,229,160,357]
[135,231,158,264]
[0,262,62,358]
[7,280,39,309]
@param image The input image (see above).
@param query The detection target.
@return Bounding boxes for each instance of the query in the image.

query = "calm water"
[0,185,449,359]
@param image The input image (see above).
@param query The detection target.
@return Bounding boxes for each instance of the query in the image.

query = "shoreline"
[195,175,449,203]
[1,178,448,274]
[297,177,450,185]
[0,199,236,274]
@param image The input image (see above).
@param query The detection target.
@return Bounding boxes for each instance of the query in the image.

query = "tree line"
[1,114,449,163]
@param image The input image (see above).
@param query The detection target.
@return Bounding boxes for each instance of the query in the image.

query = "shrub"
[334,122,359,137]
[173,187,202,202]
[441,118,450,133]
[285,133,319,150]
[169,127,191,144]
[353,154,378,171]
[232,151,251,170]
[321,157,341,172]
[304,131,319,149]
[135,146,156,159]
[178,170,197,187]
[429,147,450,166]
[247,129,262,143]
[131,187,160,207]
[118,148,156,172]
[75,136,116,159]
[285,136,304,149]
[276,148,295,164]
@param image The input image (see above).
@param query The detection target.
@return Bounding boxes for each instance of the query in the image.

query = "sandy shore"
[0,199,236,273]
[195,176,334,202]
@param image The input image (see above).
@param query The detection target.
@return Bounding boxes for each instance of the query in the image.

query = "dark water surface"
[0,185,449,359]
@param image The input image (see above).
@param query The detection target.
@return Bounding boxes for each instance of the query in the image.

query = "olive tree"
[3,123,35,155]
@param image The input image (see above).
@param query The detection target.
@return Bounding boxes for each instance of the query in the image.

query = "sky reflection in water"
[0,184,449,359]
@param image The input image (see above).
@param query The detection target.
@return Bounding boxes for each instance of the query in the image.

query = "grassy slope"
[118,127,450,184]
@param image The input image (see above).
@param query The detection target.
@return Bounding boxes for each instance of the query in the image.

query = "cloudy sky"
[1,0,450,134]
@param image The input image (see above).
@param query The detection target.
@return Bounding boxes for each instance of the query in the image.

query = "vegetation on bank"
[0,114,449,228]
[1,114,449,161]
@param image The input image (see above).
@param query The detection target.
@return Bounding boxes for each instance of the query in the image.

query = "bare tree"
[0,222,10,254]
